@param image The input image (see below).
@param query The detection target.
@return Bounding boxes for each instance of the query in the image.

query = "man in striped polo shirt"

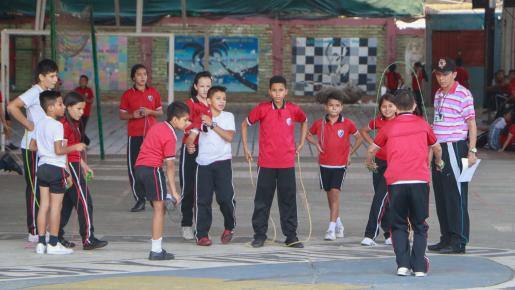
[428,57,477,254]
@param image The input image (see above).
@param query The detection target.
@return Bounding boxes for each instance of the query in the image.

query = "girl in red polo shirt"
[360,93,396,246]
[307,92,362,241]
[119,64,163,213]
[59,91,107,250]
[179,71,212,240]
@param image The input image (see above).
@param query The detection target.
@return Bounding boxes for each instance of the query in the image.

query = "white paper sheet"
[458,158,481,182]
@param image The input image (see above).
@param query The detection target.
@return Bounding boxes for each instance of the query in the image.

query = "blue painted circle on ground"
[147,256,512,289]
[1,256,512,290]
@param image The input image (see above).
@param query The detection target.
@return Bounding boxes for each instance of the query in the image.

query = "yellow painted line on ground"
[27,276,368,290]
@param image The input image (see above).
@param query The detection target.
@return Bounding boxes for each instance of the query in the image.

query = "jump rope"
[246,154,312,247]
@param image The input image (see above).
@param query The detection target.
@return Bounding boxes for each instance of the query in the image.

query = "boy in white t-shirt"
[31,91,86,255]
[186,86,236,246]
[7,59,59,243]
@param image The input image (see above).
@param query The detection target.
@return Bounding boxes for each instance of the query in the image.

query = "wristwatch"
[469,147,477,153]
[210,122,217,130]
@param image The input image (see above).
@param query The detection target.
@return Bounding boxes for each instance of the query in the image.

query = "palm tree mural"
[174,37,258,91]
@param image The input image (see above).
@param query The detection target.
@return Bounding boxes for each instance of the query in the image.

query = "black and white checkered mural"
[292,37,377,96]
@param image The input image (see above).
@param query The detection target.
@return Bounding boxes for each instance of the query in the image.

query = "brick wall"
[5,18,403,104]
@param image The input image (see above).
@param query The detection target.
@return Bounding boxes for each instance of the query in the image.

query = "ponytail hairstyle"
[63,91,86,141]
[377,93,394,118]
[190,71,212,103]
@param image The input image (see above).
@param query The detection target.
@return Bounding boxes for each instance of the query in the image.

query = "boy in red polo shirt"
[366,89,443,277]
[241,75,308,248]
[74,75,94,145]
[307,92,362,241]
[134,101,189,260]
[119,64,163,213]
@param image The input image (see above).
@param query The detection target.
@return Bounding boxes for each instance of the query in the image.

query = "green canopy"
[1,0,423,20]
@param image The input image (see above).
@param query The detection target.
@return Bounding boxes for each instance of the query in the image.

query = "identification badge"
[434,114,444,122]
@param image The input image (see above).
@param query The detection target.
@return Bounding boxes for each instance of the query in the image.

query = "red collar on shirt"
[438,81,459,95]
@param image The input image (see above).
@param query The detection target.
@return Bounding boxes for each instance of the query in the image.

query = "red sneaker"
[221,230,234,244]
[196,237,212,246]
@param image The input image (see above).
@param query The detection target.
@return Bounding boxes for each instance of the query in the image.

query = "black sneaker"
[149,249,175,260]
[428,241,449,252]
[285,238,304,248]
[439,244,466,254]
[83,238,108,250]
[251,239,265,248]
[58,237,76,248]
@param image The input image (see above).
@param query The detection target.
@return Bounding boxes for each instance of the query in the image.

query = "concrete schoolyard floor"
[0,103,514,289]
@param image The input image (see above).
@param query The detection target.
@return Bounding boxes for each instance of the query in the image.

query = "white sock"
[151,237,162,253]
[328,222,336,232]
[336,217,342,226]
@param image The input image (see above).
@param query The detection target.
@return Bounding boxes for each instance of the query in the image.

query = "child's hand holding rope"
[365,159,378,173]
[243,147,253,162]
[435,159,445,172]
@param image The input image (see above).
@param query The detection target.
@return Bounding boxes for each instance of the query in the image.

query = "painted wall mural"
[58,36,128,91]
[292,37,377,96]
[174,36,258,92]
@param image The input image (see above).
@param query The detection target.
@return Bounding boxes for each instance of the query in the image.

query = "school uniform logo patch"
[286,117,292,126]
[337,129,344,138]
[147,95,153,102]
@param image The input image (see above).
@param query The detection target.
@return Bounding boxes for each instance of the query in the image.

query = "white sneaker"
[413,272,427,277]
[397,267,410,276]
[324,230,336,241]
[35,243,46,254]
[361,237,377,246]
[335,224,344,238]
[47,242,74,255]
[182,227,195,240]
[28,233,38,243]
[385,237,392,245]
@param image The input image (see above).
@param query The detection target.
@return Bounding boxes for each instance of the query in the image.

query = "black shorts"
[135,166,167,201]
[37,164,68,193]
[319,166,346,192]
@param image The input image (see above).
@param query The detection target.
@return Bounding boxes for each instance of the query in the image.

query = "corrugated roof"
[0,0,424,21]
